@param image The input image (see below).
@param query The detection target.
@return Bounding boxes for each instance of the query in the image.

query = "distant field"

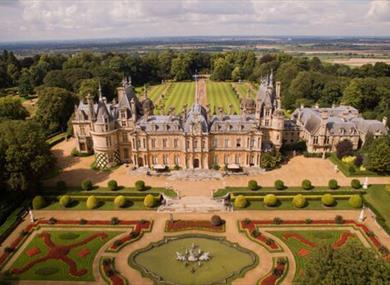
[163,82,195,114]
[206,81,240,114]
[325,58,390,67]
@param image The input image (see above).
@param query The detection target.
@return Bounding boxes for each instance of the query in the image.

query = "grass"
[0,207,23,241]
[129,234,258,285]
[363,185,390,231]
[232,82,256,98]
[148,84,168,103]
[328,153,385,177]
[206,81,240,114]
[8,230,122,281]
[46,133,67,147]
[269,230,362,282]
[163,82,195,114]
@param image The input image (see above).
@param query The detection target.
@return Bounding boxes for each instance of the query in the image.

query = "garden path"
[196,78,208,106]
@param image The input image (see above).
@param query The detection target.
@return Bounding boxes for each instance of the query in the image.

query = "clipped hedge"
[135,180,146,191]
[234,195,248,208]
[114,195,126,208]
[81,179,93,191]
[248,180,259,191]
[321,194,335,207]
[264,194,278,207]
[32,196,46,210]
[274,180,285,190]
[328,179,338,190]
[59,195,71,208]
[292,194,306,208]
[348,195,363,208]
[107,180,118,191]
[351,179,361,189]
[302,179,312,190]
[144,194,155,208]
[86,196,98,209]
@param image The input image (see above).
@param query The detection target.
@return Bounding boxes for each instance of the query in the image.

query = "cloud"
[0,0,389,41]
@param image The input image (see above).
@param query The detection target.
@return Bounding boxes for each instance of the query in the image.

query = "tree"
[336,139,353,159]
[211,57,232,81]
[78,78,99,99]
[0,120,55,192]
[35,87,77,134]
[144,194,155,208]
[260,149,282,170]
[301,243,390,285]
[0,96,28,120]
[18,69,34,97]
[231,66,242,81]
[364,138,390,174]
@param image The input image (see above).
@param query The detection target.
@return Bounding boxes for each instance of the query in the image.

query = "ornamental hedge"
[264,194,278,207]
[248,180,259,191]
[59,195,71,208]
[302,179,312,190]
[107,180,118,191]
[351,179,361,189]
[144,194,155,208]
[349,195,363,208]
[234,195,248,208]
[114,195,126,208]
[274,180,285,190]
[328,179,338,190]
[135,180,146,191]
[321,194,335,206]
[292,194,306,208]
[32,196,46,210]
[81,179,93,191]
[86,195,98,209]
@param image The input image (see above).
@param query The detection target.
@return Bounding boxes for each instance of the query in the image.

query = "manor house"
[72,75,387,169]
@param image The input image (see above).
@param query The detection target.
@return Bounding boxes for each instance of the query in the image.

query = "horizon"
[1,0,390,42]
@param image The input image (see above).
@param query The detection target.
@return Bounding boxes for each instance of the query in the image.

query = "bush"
[48,217,57,224]
[302,179,312,190]
[129,231,139,238]
[111,217,120,225]
[335,215,344,224]
[274,180,285,190]
[248,180,258,191]
[349,195,363,208]
[86,195,98,209]
[135,180,145,191]
[264,194,278,207]
[354,154,363,167]
[272,217,283,224]
[144,194,155,208]
[234,195,248,208]
[80,218,87,225]
[292,194,306,208]
[336,139,353,159]
[81,179,93,191]
[32,196,46,210]
[211,215,223,226]
[59,195,71,208]
[212,164,220,170]
[348,166,356,174]
[328,179,338,190]
[351,179,361,189]
[305,218,312,224]
[56,180,67,191]
[107,180,118,191]
[251,229,261,238]
[114,195,126,208]
[321,194,335,207]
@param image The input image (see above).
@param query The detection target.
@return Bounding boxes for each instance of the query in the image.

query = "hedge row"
[231,193,354,201]
[362,196,390,236]
[228,190,366,197]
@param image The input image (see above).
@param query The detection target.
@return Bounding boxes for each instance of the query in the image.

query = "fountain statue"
[176,243,211,264]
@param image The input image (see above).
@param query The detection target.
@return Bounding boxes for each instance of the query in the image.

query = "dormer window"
[229,125,233,130]
[120,110,126,119]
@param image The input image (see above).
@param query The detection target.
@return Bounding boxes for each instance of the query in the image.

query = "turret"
[276,81,281,109]
[86,93,95,121]
[130,98,137,121]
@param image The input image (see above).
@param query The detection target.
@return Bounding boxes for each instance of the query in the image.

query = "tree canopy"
[0,96,28,120]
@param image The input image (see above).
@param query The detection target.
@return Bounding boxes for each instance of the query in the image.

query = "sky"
[0,0,389,42]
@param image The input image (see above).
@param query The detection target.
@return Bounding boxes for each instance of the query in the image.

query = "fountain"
[176,242,211,264]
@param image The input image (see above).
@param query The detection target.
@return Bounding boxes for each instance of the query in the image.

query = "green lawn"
[232,82,256,98]
[148,84,168,102]
[129,234,257,285]
[363,185,390,231]
[164,82,195,114]
[206,81,240,114]
[8,230,122,281]
[269,230,362,282]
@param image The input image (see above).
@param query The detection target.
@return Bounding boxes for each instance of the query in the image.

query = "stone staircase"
[158,196,229,213]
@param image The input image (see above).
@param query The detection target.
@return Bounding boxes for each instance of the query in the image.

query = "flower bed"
[100,257,127,285]
[239,219,389,258]
[239,220,282,252]
[258,257,288,285]
[165,220,225,233]
[0,219,152,270]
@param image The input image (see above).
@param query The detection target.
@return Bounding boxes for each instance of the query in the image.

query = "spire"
[268,69,273,86]
[98,80,103,101]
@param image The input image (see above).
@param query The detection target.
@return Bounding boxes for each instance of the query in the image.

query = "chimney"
[218,107,224,120]
[383,116,388,126]
[130,98,136,121]
[300,103,304,110]
[276,81,281,99]
[86,93,95,121]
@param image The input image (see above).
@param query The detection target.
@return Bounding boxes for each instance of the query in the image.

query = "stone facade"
[72,75,388,169]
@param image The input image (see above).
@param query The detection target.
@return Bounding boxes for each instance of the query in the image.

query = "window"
[80,126,85,136]
[186,140,190,149]
[120,110,126,119]
[265,109,270,116]
[202,139,205,148]
[151,139,156,148]
[213,155,218,164]
[174,155,179,165]
[79,142,86,151]
[313,137,318,144]
[224,155,229,164]
[224,139,229,148]
[152,155,158,164]
[136,139,140,148]
[106,137,112,147]
[163,154,168,164]
[122,133,128,143]
[325,137,330,144]
[143,138,146,148]
[250,139,255,147]
[174,139,178,148]
[235,154,240,164]
[163,139,167,148]
[194,139,198,149]
[236,138,241,147]
[265,119,269,126]
[213,138,218,148]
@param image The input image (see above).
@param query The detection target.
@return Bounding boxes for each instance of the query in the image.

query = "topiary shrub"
[248,180,258,191]
[56,180,67,191]
[111,217,120,225]
[114,195,126,208]
[328,179,338,190]
[264,194,278,207]
[144,194,155,208]
[81,179,93,191]
[135,180,145,191]
[32,196,46,210]
[292,194,306,208]
[305,218,312,224]
[335,215,344,224]
[321,194,335,207]
[302,179,312,190]
[234,195,248,208]
[349,195,363,208]
[59,195,71,208]
[274,180,285,190]
[107,180,118,191]
[210,215,224,226]
[86,195,98,209]
[272,217,283,224]
[351,179,361,189]
[80,218,87,225]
